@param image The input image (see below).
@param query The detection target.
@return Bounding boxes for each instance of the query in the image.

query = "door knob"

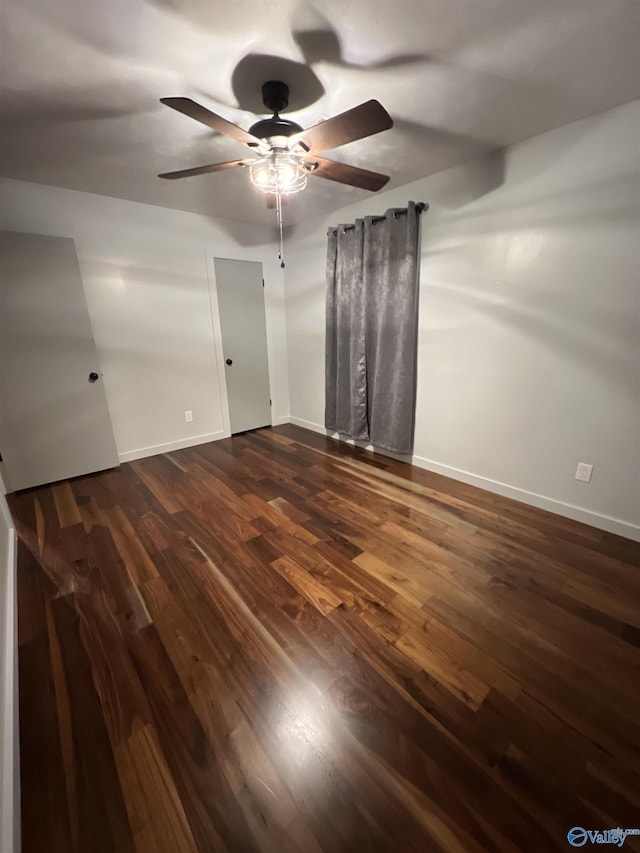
[88,372,100,383]
[225,358,233,366]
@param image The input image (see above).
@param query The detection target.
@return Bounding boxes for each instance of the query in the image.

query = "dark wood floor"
[8,424,640,852]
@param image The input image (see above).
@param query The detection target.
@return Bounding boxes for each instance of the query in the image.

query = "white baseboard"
[289,417,412,463]
[287,417,640,542]
[411,454,640,542]
[119,420,295,463]
[118,430,228,463]
[1,494,20,853]
[272,414,292,426]
[288,416,328,435]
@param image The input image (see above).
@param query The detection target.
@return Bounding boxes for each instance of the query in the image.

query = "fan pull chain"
[276,191,286,269]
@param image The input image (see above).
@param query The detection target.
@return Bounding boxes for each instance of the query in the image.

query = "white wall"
[284,100,640,540]
[0,179,290,465]
[0,470,19,853]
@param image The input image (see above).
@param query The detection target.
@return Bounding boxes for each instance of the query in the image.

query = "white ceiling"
[1,0,639,226]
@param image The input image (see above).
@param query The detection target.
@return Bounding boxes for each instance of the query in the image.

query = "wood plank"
[114,724,199,853]
[127,624,257,851]
[271,555,344,616]
[46,593,135,853]
[52,481,83,528]
[17,548,74,853]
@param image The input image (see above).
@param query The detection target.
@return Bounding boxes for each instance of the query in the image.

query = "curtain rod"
[329,202,428,233]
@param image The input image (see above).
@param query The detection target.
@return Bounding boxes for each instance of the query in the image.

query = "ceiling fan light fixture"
[249,152,307,195]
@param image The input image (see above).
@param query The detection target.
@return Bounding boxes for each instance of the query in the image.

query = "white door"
[214,257,272,435]
[0,231,119,491]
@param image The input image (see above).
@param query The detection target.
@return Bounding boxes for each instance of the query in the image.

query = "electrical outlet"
[184,410,193,423]
[575,462,593,483]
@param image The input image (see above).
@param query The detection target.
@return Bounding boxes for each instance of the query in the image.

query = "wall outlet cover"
[184,410,193,422]
[575,462,593,483]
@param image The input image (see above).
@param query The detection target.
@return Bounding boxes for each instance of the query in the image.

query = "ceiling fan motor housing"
[248,116,303,141]
[261,80,289,114]
[248,81,303,142]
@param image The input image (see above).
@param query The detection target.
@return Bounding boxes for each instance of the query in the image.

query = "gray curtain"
[325,201,423,455]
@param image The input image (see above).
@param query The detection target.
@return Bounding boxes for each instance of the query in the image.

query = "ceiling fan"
[158,80,394,208]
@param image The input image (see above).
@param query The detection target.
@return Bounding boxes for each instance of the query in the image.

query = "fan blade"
[291,100,392,153]
[306,156,390,191]
[160,97,262,147]
[158,159,252,180]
